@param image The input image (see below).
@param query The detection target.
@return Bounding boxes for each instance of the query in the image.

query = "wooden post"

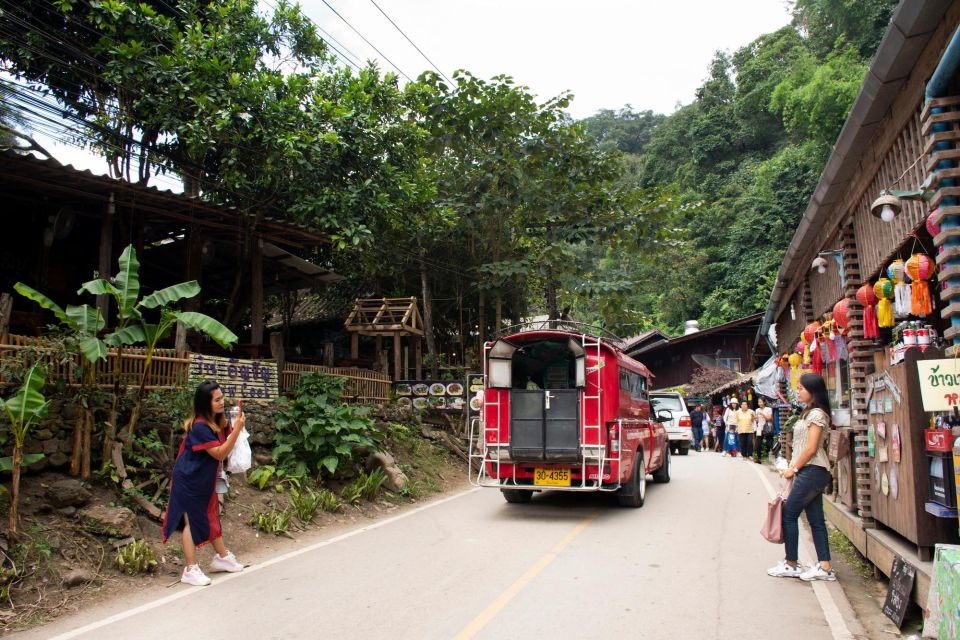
[415,337,422,379]
[323,341,334,366]
[97,193,115,325]
[250,235,264,351]
[351,333,359,360]
[269,331,285,373]
[0,293,11,341]
[393,332,401,381]
[176,223,204,353]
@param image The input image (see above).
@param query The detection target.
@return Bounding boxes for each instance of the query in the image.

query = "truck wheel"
[501,489,533,504]
[618,451,646,508]
[652,445,671,484]
[679,443,690,456]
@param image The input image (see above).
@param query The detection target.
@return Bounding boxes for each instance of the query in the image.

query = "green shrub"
[114,540,158,575]
[274,373,380,479]
[316,488,342,513]
[248,507,292,534]
[341,468,387,504]
[289,486,326,524]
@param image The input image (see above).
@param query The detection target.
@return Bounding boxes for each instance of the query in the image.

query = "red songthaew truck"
[469,324,671,507]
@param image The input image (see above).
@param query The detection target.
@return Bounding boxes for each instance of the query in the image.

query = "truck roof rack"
[494,321,626,350]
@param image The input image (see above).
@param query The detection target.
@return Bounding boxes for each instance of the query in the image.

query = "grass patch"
[114,540,158,575]
[828,528,873,579]
[341,468,388,504]
[248,507,293,535]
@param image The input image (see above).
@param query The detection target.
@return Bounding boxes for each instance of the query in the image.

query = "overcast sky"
[41,0,795,181]
[300,0,795,117]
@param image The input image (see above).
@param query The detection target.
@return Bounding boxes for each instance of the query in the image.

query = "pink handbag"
[761,479,793,544]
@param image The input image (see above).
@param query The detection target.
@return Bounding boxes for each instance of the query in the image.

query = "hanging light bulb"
[880,204,897,222]
[870,192,902,222]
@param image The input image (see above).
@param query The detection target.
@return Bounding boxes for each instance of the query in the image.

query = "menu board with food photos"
[394,380,465,413]
[467,374,484,416]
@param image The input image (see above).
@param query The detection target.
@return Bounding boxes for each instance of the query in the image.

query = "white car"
[650,392,692,455]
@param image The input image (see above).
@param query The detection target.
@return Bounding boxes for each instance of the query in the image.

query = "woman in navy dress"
[162,380,247,586]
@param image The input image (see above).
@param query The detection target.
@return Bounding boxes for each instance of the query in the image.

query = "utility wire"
[368,0,451,85]
[317,0,413,82]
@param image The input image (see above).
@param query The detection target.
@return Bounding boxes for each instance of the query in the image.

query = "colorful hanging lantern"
[802,321,821,345]
[795,340,805,354]
[905,253,934,317]
[888,259,911,318]
[832,298,850,331]
[873,278,895,328]
[927,208,942,238]
[856,283,879,339]
[788,352,802,368]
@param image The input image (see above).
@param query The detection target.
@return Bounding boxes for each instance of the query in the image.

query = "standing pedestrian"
[712,409,724,452]
[689,403,705,452]
[754,398,774,463]
[702,410,713,451]
[723,398,739,456]
[736,400,755,460]
[767,372,836,581]
[162,380,247,586]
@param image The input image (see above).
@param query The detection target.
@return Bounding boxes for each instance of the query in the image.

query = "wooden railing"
[282,362,391,403]
[0,334,189,389]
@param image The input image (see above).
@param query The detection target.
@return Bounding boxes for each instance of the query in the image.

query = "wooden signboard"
[189,354,279,400]
[917,358,960,411]
[882,555,916,628]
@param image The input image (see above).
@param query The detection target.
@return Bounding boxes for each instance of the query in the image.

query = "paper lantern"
[927,209,942,238]
[802,321,821,345]
[887,259,905,283]
[905,253,934,317]
[856,283,879,339]
[873,278,895,328]
[795,340,804,354]
[788,352,801,368]
[832,298,850,330]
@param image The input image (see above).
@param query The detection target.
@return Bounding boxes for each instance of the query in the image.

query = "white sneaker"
[799,565,837,582]
[181,564,212,586]
[767,559,802,578]
[210,551,244,573]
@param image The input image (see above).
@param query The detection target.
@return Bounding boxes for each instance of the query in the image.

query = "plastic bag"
[227,428,251,474]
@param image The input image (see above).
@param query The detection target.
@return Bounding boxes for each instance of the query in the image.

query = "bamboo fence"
[281,362,391,403]
[0,334,189,389]
[1,335,391,402]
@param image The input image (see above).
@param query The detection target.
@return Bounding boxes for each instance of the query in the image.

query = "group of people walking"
[689,396,774,463]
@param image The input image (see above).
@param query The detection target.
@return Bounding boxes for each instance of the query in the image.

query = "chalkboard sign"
[882,555,916,628]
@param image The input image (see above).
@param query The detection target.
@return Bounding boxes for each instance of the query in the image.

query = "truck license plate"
[533,468,571,486]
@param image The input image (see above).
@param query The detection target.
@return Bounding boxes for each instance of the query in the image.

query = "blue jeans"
[692,425,703,450]
[782,465,831,563]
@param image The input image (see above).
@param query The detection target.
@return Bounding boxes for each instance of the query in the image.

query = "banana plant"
[79,246,238,440]
[0,362,49,536]
[13,283,107,478]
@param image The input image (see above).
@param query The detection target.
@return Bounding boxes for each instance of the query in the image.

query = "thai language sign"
[189,354,278,400]
[917,358,960,411]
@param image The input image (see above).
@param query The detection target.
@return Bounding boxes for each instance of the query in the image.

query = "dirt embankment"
[0,421,469,634]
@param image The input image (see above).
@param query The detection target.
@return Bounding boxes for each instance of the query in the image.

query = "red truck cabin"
[470,327,669,506]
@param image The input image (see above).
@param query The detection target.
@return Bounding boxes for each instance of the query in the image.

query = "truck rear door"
[509,390,580,462]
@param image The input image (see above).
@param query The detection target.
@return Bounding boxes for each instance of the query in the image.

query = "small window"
[718,358,741,372]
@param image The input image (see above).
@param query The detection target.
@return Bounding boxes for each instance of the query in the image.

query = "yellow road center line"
[453,511,599,640]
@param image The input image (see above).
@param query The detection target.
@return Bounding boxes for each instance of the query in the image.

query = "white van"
[649,392,692,455]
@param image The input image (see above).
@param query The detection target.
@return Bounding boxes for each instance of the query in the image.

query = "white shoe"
[767,559,802,578]
[181,564,212,586]
[210,551,244,573]
[799,565,837,581]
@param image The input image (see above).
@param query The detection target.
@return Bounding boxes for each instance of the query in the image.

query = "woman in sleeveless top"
[767,373,836,582]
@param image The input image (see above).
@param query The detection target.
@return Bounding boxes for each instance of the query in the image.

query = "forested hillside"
[576,0,898,335]
[0,0,899,370]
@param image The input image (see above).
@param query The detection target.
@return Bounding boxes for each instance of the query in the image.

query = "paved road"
[25,451,862,640]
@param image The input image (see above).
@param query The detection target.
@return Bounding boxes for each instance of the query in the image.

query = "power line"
[317,0,413,82]
[368,0,451,85]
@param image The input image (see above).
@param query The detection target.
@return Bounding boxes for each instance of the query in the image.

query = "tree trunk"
[70,409,84,477]
[80,409,92,481]
[545,272,560,327]
[8,446,22,536]
[417,235,439,378]
[478,291,486,350]
[495,297,502,337]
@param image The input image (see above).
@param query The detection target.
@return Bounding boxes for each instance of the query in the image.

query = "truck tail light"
[608,425,620,453]
[679,416,691,428]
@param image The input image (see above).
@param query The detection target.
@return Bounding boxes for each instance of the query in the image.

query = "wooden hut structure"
[756,0,960,604]
[344,297,424,380]
[0,150,339,356]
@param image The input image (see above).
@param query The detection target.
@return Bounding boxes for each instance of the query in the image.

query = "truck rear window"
[651,396,685,412]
